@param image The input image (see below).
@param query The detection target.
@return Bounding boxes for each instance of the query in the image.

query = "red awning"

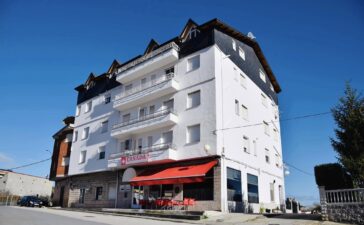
[130,160,217,186]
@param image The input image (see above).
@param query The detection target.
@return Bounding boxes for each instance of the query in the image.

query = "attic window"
[188,27,200,39]
[86,81,94,90]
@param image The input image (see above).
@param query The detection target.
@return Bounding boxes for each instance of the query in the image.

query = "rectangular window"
[265,148,270,164]
[98,146,105,160]
[261,93,267,107]
[259,69,266,83]
[73,131,78,142]
[61,157,69,166]
[151,74,157,85]
[147,136,153,147]
[125,84,133,95]
[275,153,280,167]
[79,188,85,204]
[85,101,92,113]
[183,170,213,200]
[243,136,250,153]
[233,68,238,81]
[137,138,143,151]
[123,114,130,123]
[240,73,247,88]
[163,99,174,110]
[76,105,81,116]
[162,131,173,144]
[227,168,242,202]
[247,174,259,203]
[79,150,86,164]
[139,107,146,118]
[65,133,72,143]
[95,186,103,200]
[82,127,89,140]
[239,47,245,60]
[270,183,275,202]
[141,78,147,89]
[187,55,200,72]
[187,124,200,144]
[270,83,274,92]
[235,100,240,116]
[165,67,174,77]
[121,139,131,151]
[101,121,108,133]
[273,128,278,141]
[104,94,111,104]
[241,104,248,120]
[187,90,201,109]
[263,121,270,136]
[149,105,155,114]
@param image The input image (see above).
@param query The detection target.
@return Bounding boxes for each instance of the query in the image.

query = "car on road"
[17,196,43,207]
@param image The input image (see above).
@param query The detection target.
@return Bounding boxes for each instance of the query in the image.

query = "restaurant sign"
[121,153,149,166]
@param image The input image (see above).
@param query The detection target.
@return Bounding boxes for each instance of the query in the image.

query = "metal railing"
[325,188,364,204]
[112,108,176,130]
[117,42,180,74]
[109,142,175,159]
[115,73,175,102]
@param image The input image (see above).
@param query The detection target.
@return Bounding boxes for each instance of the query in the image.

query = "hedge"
[314,163,353,190]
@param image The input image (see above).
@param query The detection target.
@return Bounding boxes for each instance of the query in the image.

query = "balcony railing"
[325,188,364,204]
[115,73,175,101]
[112,108,176,130]
[117,42,180,74]
[109,142,175,159]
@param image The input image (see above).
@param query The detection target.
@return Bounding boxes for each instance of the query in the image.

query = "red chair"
[188,198,196,208]
[183,198,190,210]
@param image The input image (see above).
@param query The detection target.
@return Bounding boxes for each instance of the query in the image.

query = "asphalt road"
[0,206,348,225]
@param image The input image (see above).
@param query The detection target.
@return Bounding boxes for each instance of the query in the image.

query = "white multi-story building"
[51,18,285,212]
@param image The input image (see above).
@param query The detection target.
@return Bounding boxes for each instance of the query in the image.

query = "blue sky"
[0,0,363,206]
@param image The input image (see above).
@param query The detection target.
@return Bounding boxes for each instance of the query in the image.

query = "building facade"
[51,18,285,212]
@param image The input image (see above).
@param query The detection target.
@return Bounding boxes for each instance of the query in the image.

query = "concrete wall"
[0,172,52,197]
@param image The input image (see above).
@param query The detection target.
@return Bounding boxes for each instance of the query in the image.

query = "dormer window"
[188,27,200,39]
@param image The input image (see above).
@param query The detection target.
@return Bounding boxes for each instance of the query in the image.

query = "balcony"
[114,73,179,111]
[108,143,177,168]
[111,109,178,139]
[116,42,179,84]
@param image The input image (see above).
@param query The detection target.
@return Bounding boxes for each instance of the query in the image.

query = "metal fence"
[0,194,21,206]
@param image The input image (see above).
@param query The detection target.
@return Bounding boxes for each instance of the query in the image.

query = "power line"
[284,161,314,176]
[7,157,51,170]
[214,111,331,132]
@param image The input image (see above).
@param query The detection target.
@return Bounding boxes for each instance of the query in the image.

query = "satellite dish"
[247,32,256,40]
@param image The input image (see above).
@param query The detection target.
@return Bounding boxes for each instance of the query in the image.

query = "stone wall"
[326,204,364,224]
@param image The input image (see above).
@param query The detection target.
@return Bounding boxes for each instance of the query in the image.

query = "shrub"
[314,163,353,190]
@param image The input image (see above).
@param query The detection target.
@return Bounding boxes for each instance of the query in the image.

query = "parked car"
[38,197,53,207]
[17,196,43,207]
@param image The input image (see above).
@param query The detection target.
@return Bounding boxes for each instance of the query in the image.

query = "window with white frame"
[235,100,240,116]
[85,101,92,113]
[239,47,245,60]
[270,83,274,92]
[98,146,105,160]
[241,104,248,120]
[149,105,155,114]
[125,84,133,95]
[79,150,86,164]
[76,105,81,116]
[104,94,111,104]
[188,27,200,39]
[263,121,270,136]
[82,127,89,140]
[265,148,270,164]
[275,153,280,167]
[61,157,69,166]
[261,93,268,107]
[240,73,247,88]
[162,131,173,144]
[187,90,201,109]
[101,121,108,133]
[243,136,250,153]
[141,78,147,89]
[270,183,275,202]
[123,114,130,123]
[147,136,153,147]
[187,124,200,144]
[151,74,157,85]
[232,40,236,51]
[73,131,78,142]
[187,55,200,72]
[273,128,278,141]
[65,133,73,143]
[259,69,266,83]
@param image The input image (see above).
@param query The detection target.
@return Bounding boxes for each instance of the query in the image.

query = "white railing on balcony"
[112,108,176,131]
[325,188,364,204]
[117,42,180,74]
[115,73,175,101]
[109,142,175,159]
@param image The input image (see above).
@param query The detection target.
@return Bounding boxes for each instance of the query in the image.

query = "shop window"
[183,169,213,200]
[79,188,85,204]
[95,186,103,200]
[247,174,259,203]
[227,167,242,202]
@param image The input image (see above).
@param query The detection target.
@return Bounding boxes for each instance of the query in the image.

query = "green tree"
[331,83,364,186]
